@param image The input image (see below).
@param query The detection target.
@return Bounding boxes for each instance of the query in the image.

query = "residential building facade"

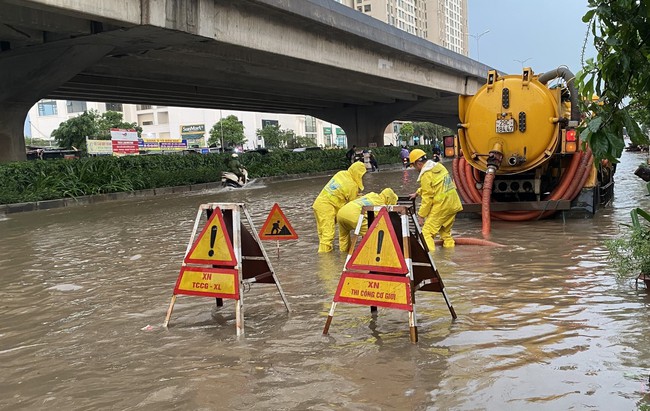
[26,101,348,150]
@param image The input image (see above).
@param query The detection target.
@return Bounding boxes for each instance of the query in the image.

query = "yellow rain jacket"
[336,188,398,253]
[417,160,463,249]
[312,162,367,253]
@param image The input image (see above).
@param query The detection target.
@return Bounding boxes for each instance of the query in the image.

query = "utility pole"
[470,29,490,61]
[514,58,532,69]
[219,110,224,151]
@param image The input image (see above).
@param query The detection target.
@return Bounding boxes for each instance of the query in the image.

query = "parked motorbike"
[221,169,248,188]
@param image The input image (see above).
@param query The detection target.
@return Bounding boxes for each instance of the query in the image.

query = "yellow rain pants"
[417,160,463,250]
[312,162,367,253]
[336,188,398,253]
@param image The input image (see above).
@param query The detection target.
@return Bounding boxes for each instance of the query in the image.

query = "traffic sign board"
[174,267,239,299]
[345,207,407,274]
[184,207,237,266]
[334,271,412,310]
[259,203,298,240]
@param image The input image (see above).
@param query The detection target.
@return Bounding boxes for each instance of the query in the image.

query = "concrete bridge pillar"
[0,102,32,162]
[0,44,113,163]
[312,100,431,148]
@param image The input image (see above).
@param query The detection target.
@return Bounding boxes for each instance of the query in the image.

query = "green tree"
[209,115,246,148]
[582,2,650,285]
[286,133,316,149]
[578,1,650,162]
[398,122,414,145]
[412,122,452,146]
[256,124,284,148]
[96,111,141,139]
[51,110,100,150]
[255,124,302,149]
[299,136,317,147]
[412,122,433,144]
[51,110,141,150]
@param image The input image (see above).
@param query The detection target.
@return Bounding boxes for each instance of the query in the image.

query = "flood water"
[1,150,649,410]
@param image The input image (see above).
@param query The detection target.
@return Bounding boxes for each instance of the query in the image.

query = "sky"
[467,0,596,76]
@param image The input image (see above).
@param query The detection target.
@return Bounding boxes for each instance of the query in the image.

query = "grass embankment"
[0,146,418,205]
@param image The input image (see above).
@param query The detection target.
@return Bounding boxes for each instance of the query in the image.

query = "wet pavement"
[1,150,649,410]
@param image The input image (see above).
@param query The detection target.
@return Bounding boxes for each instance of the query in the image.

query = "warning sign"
[164,203,292,332]
[184,207,237,266]
[345,207,407,274]
[258,203,298,240]
[334,272,412,310]
[174,267,239,299]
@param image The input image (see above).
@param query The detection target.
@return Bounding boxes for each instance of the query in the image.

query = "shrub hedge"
[0,146,431,205]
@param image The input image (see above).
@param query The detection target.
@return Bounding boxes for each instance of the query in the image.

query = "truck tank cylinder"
[458,71,561,175]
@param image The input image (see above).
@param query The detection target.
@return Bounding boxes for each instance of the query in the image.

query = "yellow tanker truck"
[444,66,614,233]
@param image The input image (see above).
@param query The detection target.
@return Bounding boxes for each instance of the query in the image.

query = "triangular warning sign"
[345,207,408,274]
[259,203,298,240]
[184,207,237,266]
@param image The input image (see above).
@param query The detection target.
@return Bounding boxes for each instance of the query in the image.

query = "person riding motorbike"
[226,153,246,184]
[400,146,410,169]
[368,150,379,172]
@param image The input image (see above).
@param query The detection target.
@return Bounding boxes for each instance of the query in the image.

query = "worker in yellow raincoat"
[408,149,462,250]
[336,188,398,253]
[312,161,367,253]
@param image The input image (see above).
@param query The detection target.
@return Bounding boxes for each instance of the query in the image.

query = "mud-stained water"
[1,151,649,410]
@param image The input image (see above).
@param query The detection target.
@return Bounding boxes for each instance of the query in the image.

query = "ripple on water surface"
[0,152,649,410]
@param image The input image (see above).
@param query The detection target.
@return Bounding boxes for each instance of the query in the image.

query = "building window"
[157,112,169,124]
[364,4,371,12]
[66,100,87,114]
[37,100,58,116]
[105,103,123,112]
[142,121,154,126]
[261,119,279,128]
[305,116,316,133]
[137,105,152,110]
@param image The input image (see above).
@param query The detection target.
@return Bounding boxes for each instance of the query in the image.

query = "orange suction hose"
[434,237,506,247]
[454,149,590,226]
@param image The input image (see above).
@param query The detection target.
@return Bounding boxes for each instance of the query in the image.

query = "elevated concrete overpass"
[0,0,493,162]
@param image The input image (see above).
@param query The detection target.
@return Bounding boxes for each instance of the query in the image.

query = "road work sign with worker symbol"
[164,203,291,336]
[258,203,298,240]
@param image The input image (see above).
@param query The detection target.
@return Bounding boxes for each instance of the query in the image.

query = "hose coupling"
[487,150,503,169]
[507,155,525,167]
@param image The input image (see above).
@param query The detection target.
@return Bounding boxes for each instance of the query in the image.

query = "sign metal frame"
[164,203,290,336]
[323,205,457,343]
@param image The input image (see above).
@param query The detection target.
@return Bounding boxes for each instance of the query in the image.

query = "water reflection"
[0,151,649,410]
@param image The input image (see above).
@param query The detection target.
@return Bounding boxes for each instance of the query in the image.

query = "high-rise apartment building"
[335,0,468,56]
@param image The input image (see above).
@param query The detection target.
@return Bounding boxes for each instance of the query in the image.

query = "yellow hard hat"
[408,148,427,165]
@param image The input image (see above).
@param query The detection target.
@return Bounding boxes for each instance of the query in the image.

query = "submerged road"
[1,151,649,409]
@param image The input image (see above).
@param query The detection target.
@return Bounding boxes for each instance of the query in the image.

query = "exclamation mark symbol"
[208,225,217,257]
[375,230,384,262]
